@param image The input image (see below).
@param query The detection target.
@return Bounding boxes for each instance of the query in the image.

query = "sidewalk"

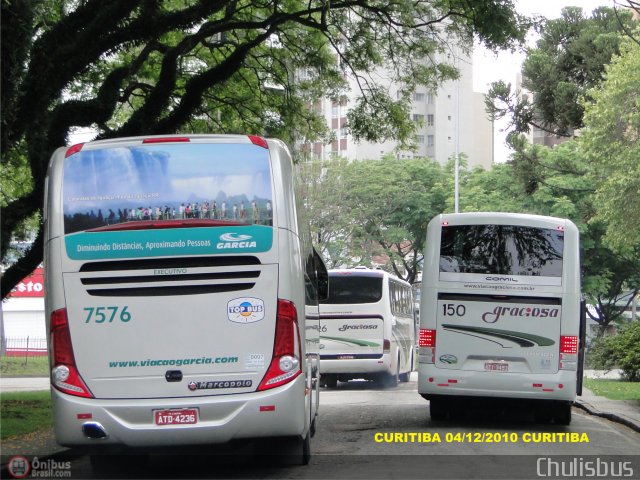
[576,370,640,434]
[1,374,639,463]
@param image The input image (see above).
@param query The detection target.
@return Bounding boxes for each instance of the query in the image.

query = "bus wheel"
[382,363,399,388]
[323,375,337,388]
[262,433,311,466]
[429,398,448,421]
[399,352,413,383]
[554,403,572,426]
[534,404,553,424]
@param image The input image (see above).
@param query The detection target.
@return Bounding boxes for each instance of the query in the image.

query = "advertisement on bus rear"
[62,143,274,260]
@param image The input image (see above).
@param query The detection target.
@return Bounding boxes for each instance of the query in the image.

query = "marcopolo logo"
[217,232,256,249]
[227,297,265,324]
[188,380,253,391]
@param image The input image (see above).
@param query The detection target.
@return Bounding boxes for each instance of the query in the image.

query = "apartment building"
[302,49,493,169]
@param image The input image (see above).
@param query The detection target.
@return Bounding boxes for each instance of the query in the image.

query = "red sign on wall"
[10,267,44,297]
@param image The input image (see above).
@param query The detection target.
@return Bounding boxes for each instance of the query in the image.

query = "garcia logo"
[482,305,560,324]
[217,232,256,249]
[220,233,252,242]
[227,297,265,324]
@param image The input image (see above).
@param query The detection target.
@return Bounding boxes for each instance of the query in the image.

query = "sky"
[473,0,618,162]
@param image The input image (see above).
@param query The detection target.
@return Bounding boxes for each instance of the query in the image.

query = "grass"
[0,356,49,376]
[0,390,52,440]
[583,378,640,401]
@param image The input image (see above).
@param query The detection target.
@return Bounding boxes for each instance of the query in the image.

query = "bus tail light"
[257,300,302,391]
[418,329,436,364]
[559,335,579,371]
[383,339,391,354]
[50,309,93,398]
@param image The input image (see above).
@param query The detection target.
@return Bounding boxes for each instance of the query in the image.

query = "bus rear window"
[62,143,273,234]
[439,225,564,277]
[322,275,383,304]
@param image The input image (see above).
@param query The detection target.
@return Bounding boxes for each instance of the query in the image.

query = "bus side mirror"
[314,249,329,301]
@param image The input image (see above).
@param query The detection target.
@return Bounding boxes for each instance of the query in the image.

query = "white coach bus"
[319,268,415,388]
[418,213,585,424]
[44,134,327,466]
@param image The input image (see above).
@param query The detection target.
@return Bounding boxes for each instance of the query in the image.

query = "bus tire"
[554,403,572,426]
[429,398,447,421]
[534,403,553,424]
[260,432,311,466]
[399,352,413,383]
[323,375,337,389]
[382,361,399,388]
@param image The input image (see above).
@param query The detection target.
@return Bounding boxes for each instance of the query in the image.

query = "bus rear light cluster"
[50,309,93,398]
[559,335,579,371]
[560,336,578,354]
[419,329,436,347]
[257,299,302,391]
[418,329,436,364]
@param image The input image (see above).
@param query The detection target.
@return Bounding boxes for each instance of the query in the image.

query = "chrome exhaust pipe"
[82,422,108,439]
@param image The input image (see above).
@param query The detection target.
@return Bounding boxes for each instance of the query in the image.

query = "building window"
[427,93,435,104]
[412,114,425,123]
[413,92,426,101]
[427,114,434,127]
[416,135,425,144]
[427,135,435,147]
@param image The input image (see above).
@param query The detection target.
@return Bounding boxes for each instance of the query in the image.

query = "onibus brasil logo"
[227,297,265,324]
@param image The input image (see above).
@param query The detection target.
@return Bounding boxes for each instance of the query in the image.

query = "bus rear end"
[418,213,582,424]
[319,270,389,386]
[44,135,319,462]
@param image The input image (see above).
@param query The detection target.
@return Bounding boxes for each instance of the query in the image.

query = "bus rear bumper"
[52,376,307,448]
[417,368,577,402]
[320,355,390,377]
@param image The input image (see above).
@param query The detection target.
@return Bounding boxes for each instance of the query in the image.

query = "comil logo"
[227,297,265,324]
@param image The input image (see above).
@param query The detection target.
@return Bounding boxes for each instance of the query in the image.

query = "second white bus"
[319,268,415,388]
[418,213,585,424]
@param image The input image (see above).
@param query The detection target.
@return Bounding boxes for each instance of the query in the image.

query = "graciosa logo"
[482,305,560,324]
[227,297,265,324]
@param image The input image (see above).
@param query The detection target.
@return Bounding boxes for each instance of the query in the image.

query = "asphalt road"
[25,376,640,479]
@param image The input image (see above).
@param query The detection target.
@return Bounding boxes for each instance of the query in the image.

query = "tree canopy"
[486,5,634,141]
[581,31,640,252]
[0,0,530,298]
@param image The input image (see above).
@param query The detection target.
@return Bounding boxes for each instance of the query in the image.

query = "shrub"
[589,321,640,381]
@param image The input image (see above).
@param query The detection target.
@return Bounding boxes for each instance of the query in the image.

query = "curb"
[575,400,640,434]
